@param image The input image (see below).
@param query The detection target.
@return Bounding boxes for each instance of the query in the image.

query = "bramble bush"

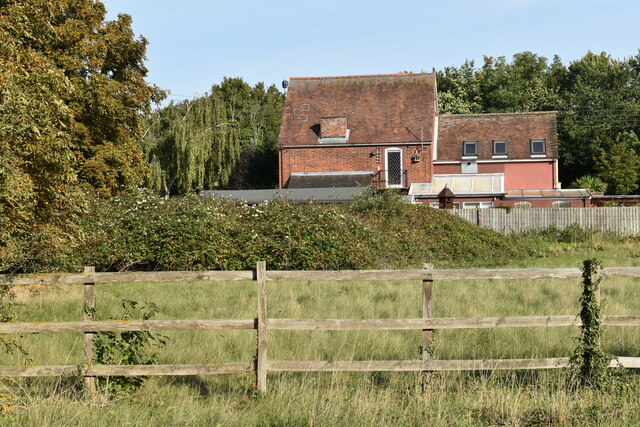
[1,189,544,273]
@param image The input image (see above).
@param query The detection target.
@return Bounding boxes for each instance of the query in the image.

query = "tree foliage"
[595,131,640,195]
[0,0,163,271]
[142,78,284,196]
[143,95,241,196]
[569,175,607,193]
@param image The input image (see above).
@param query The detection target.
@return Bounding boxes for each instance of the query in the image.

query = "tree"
[143,95,241,196]
[595,131,640,195]
[0,0,163,271]
[143,78,284,196]
[436,60,483,114]
[558,52,640,184]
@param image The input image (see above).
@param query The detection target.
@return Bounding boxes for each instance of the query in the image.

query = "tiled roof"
[279,73,437,147]
[437,112,558,160]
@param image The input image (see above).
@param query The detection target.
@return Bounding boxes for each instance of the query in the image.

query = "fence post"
[422,263,434,360]
[83,266,96,394]
[256,261,268,394]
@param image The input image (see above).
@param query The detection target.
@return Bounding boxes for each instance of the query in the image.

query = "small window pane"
[493,140,507,155]
[513,201,532,208]
[531,139,546,154]
[463,141,477,156]
[552,200,571,208]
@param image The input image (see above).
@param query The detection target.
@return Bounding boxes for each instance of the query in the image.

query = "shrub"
[92,300,166,394]
[570,175,607,193]
[2,189,546,273]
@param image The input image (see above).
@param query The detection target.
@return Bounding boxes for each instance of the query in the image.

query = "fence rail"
[2,264,640,393]
[450,206,640,235]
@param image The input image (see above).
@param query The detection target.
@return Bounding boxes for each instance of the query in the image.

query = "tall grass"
[3,253,640,425]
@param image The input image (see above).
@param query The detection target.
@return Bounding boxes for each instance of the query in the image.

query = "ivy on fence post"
[570,258,609,388]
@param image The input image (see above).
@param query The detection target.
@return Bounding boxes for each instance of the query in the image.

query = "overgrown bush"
[0,283,25,356]
[1,189,545,273]
[78,190,377,271]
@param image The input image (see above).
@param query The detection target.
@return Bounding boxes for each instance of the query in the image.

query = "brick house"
[278,73,591,208]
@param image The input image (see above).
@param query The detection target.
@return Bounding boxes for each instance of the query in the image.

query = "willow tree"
[143,95,241,196]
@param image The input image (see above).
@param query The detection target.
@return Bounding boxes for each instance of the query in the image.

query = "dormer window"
[319,116,349,143]
[462,140,477,157]
[530,138,546,155]
[493,139,507,156]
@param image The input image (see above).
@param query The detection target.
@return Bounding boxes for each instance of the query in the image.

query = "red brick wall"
[280,145,432,188]
[320,117,347,138]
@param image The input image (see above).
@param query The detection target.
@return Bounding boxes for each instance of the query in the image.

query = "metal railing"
[372,170,408,189]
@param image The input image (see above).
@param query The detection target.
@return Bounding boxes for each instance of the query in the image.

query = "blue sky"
[102,0,639,104]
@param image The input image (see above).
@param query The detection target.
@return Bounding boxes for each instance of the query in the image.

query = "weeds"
[92,300,167,395]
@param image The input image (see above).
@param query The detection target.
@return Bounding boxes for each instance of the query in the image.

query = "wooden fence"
[2,263,640,394]
[451,206,640,235]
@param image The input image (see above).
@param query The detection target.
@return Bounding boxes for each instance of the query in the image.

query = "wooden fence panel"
[2,263,640,392]
[450,207,640,235]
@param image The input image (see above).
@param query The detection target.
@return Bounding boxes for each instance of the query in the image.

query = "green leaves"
[92,299,166,394]
[0,0,163,271]
[571,258,609,389]
[595,131,640,195]
[142,77,284,196]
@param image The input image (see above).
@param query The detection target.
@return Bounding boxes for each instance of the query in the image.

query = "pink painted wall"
[503,162,554,190]
[432,161,555,190]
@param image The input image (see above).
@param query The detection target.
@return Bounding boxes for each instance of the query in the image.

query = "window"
[462,140,477,157]
[493,139,507,156]
[513,201,532,209]
[429,202,460,209]
[530,138,546,155]
[552,200,571,208]
[463,201,494,209]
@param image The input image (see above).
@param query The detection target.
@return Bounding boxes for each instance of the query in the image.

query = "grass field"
[2,242,640,426]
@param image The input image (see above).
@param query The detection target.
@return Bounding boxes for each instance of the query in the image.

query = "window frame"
[385,148,403,188]
[530,138,546,156]
[463,201,494,209]
[492,139,508,156]
[462,140,478,157]
[429,201,460,209]
[513,201,532,209]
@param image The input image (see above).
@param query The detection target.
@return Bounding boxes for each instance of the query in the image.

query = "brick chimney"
[320,116,348,139]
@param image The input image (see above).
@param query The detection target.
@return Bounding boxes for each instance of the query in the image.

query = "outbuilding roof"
[200,187,371,204]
